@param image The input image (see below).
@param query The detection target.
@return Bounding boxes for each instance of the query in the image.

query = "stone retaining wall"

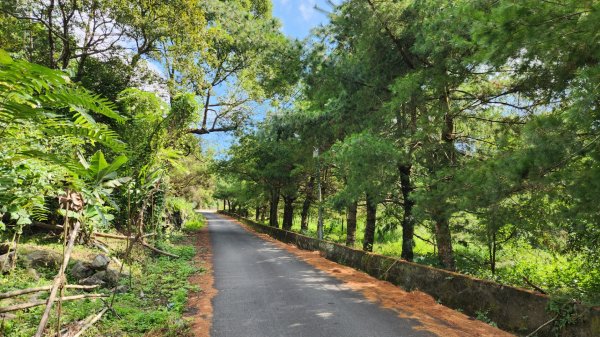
[219,211,600,337]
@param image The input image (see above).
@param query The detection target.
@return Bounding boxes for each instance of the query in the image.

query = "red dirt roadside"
[184,226,216,337]
[230,217,514,337]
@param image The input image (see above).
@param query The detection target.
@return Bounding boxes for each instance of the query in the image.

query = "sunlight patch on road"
[316,312,333,319]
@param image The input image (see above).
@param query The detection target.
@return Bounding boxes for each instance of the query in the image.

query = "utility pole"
[314,148,324,240]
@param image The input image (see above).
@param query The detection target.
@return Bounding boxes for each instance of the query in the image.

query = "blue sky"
[203,0,332,155]
[273,0,333,39]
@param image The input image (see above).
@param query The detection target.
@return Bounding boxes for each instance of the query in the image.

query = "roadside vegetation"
[0,0,291,335]
[215,0,600,310]
[2,0,600,335]
[1,231,201,336]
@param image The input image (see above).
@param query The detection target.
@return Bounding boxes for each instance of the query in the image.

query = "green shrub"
[165,197,206,231]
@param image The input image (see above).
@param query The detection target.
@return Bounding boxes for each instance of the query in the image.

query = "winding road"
[204,212,509,337]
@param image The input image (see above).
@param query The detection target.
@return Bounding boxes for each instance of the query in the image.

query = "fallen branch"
[0,285,98,300]
[382,257,403,280]
[31,222,64,231]
[69,307,108,337]
[0,293,107,314]
[93,232,156,241]
[414,233,435,246]
[525,315,558,337]
[140,241,179,258]
[35,220,81,337]
[92,232,131,240]
[523,276,548,294]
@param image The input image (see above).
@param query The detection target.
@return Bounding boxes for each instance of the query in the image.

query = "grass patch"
[0,232,202,337]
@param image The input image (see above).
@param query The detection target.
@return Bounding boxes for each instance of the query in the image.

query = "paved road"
[205,212,435,337]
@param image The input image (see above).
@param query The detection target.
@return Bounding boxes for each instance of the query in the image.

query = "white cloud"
[299,0,317,21]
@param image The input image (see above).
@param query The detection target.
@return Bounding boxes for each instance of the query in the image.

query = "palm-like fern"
[0,50,127,229]
[0,49,125,151]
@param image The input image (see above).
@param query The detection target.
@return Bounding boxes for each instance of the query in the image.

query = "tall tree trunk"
[223,199,226,211]
[434,214,454,270]
[255,206,260,221]
[399,164,415,261]
[269,189,280,228]
[346,201,358,247]
[260,206,266,222]
[300,176,315,232]
[432,88,456,269]
[363,194,377,252]
[282,196,295,231]
[59,6,72,70]
[47,0,56,68]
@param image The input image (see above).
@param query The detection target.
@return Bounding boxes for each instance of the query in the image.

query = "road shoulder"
[227,215,514,337]
[184,225,216,337]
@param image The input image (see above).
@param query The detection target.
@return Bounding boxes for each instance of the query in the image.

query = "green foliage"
[106,249,197,335]
[0,50,126,232]
[0,237,199,337]
[328,132,399,206]
[216,0,600,309]
[475,309,498,328]
[546,298,583,335]
[165,197,206,231]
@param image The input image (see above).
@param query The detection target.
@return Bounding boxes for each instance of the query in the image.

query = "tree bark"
[399,164,415,261]
[35,220,81,336]
[58,2,72,70]
[346,201,358,247]
[432,89,456,270]
[47,0,56,68]
[255,206,260,221]
[434,214,454,270]
[269,189,280,228]
[300,177,315,232]
[363,194,377,252]
[282,196,295,231]
[260,206,266,222]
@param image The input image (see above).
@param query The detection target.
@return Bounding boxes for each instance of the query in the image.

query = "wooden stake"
[0,285,98,300]
[69,307,108,337]
[140,241,179,258]
[0,294,107,314]
[35,220,81,337]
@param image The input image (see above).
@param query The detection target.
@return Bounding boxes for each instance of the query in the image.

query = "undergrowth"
[0,230,204,336]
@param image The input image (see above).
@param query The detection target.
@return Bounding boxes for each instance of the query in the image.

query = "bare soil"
[184,226,216,337]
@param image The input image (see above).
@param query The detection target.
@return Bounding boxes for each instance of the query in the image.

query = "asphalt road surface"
[205,212,435,337]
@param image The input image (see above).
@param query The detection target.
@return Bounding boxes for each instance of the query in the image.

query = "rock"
[23,250,61,269]
[91,254,110,270]
[26,268,40,280]
[115,285,129,294]
[80,269,119,288]
[79,271,107,287]
[103,269,119,287]
[0,252,15,273]
[0,243,14,255]
[70,261,94,280]
[108,265,129,278]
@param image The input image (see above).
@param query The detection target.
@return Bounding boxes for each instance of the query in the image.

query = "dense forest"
[1,0,599,336]
[216,0,600,307]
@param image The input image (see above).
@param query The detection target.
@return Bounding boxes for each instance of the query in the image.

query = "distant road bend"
[204,212,510,337]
